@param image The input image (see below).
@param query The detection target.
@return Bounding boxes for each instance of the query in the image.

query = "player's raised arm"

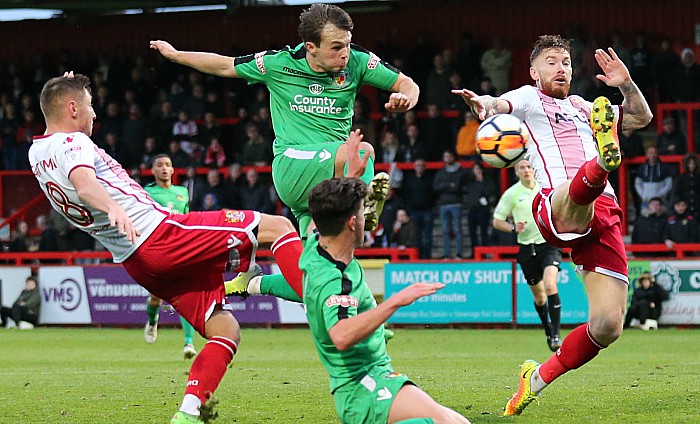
[150,40,239,78]
[451,88,510,120]
[386,73,419,112]
[594,47,652,130]
[328,282,444,351]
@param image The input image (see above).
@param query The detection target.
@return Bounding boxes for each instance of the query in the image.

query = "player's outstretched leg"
[364,172,390,231]
[224,264,263,298]
[591,96,620,171]
[181,316,197,360]
[504,359,540,416]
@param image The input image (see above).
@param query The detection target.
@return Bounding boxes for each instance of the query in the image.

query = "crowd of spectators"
[1,30,700,258]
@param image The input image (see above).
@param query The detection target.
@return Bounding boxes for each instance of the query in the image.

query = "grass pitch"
[0,327,697,423]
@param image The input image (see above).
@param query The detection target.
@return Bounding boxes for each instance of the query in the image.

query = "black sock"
[534,302,552,337]
[548,293,562,336]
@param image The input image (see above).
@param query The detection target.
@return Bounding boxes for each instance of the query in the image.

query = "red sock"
[538,324,606,384]
[272,231,304,299]
[569,158,608,205]
[185,336,237,403]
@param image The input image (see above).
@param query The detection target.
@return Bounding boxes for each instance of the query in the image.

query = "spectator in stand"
[464,162,497,255]
[351,99,377,149]
[35,214,61,253]
[391,209,416,249]
[624,272,668,330]
[96,102,123,144]
[103,132,132,168]
[433,150,468,259]
[657,117,687,156]
[401,158,434,259]
[167,80,187,112]
[671,48,700,149]
[631,198,668,255]
[149,100,178,150]
[204,90,226,118]
[620,128,645,158]
[6,220,33,252]
[481,37,512,95]
[139,136,158,170]
[635,146,674,214]
[122,104,147,165]
[455,31,483,90]
[1,102,19,170]
[240,169,273,214]
[1,276,41,330]
[475,76,498,97]
[167,139,191,169]
[672,153,700,216]
[610,31,632,66]
[397,124,427,163]
[200,193,220,211]
[47,209,72,252]
[664,199,699,249]
[654,38,680,103]
[629,32,654,100]
[187,137,206,168]
[255,106,274,142]
[421,103,453,161]
[182,83,206,120]
[379,129,400,164]
[425,53,453,109]
[204,137,226,168]
[241,123,272,166]
[199,112,222,144]
[15,109,44,170]
[455,110,479,161]
[173,110,199,153]
[231,107,252,148]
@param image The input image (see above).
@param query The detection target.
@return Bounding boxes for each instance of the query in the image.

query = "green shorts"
[333,364,413,424]
[272,141,344,237]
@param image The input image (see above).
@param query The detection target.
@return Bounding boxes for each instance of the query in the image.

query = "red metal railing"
[0,247,419,266]
[473,244,700,260]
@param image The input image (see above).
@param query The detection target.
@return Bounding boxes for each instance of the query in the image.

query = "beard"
[539,79,570,99]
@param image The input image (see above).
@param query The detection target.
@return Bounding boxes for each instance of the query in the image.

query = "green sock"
[260,274,302,303]
[343,151,375,185]
[145,301,159,326]
[180,316,195,346]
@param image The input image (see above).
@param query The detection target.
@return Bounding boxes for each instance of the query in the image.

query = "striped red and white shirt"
[501,86,623,199]
[29,132,167,262]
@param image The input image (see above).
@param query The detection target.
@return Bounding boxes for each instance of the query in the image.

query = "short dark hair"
[40,74,91,121]
[530,35,571,64]
[309,177,366,236]
[298,3,353,46]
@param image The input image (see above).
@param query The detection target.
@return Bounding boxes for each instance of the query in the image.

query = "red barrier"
[0,247,419,266]
[473,244,700,260]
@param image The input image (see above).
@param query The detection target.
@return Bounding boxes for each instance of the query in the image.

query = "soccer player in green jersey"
[143,154,198,360]
[492,159,563,352]
[150,3,419,238]
[301,177,470,424]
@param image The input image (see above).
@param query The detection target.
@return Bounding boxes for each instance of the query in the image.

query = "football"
[475,114,529,168]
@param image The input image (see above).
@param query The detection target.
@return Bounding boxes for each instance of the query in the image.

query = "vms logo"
[43,278,83,311]
[309,84,324,95]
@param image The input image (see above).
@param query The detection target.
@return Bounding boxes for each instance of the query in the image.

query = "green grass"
[0,327,697,423]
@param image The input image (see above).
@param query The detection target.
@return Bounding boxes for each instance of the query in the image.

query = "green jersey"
[301,234,390,393]
[234,43,400,156]
[493,181,544,245]
[144,183,190,214]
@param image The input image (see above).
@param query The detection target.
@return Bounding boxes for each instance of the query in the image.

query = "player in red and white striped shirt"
[454,34,652,416]
[30,73,305,424]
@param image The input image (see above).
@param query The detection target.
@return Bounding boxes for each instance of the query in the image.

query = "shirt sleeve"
[57,132,97,178]
[319,275,359,331]
[352,45,400,91]
[493,185,515,221]
[233,50,273,84]
[499,86,536,122]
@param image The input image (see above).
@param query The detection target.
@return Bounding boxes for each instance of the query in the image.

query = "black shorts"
[516,243,563,286]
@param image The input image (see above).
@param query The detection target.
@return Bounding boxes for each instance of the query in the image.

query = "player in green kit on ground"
[150,3,419,239]
[143,154,198,360]
[302,177,471,424]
